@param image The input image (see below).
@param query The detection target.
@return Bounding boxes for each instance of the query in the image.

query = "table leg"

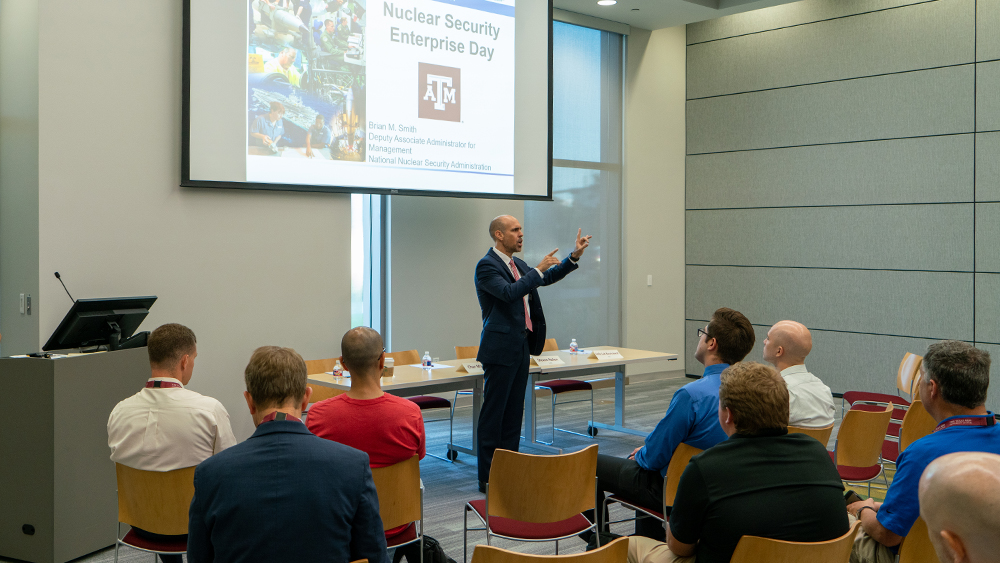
[521,373,562,453]
[589,368,647,437]
[447,378,483,458]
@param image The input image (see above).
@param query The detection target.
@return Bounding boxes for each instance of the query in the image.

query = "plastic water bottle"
[422,351,433,368]
[570,339,580,353]
[333,359,344,377]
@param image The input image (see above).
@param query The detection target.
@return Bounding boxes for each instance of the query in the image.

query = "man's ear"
[299,386,313,411]
[775,345,784,358]
[244,391,256,415]
[940,530,966,563]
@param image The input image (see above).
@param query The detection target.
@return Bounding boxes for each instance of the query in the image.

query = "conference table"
[307,346,678,458]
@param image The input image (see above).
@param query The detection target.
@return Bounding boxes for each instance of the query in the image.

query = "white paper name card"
[589,350,624,361]
[458,362,484,375]
[531,355,566,367]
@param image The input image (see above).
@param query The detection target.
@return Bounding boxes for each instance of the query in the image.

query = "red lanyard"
[145,380,182,389]
[934,415,996,432]
[260,411,301,424]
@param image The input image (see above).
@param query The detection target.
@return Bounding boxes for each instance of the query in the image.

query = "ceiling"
[552,0,804,31]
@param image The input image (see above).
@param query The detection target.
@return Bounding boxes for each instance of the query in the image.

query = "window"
[350,194,384,332]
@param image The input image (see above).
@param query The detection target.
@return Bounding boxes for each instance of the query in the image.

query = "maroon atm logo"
[418,63,460,122]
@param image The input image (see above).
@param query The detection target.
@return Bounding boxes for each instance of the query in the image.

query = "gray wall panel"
[686,265,973,340]
[688,66,975,154]
[687,0,928,44]
[975,274,1000,343]
[978,61,1000,131]
[688,0,974,99]
[973,343,1000,411]
[683,320,938,397]
[687,136,973,208]
[687,205,973,271]
[976,204,1000,272]
[978,0,1000,61]
[978,132,1000,201]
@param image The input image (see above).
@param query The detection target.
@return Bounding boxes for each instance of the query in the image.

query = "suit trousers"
[477,336,531,483]
[594,453,667,540]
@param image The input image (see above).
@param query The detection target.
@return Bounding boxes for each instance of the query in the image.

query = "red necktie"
[509,259,533,332]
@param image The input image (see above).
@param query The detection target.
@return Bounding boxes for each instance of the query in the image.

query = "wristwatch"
[857,506,877,519]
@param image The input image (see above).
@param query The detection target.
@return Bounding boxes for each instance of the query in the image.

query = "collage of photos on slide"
[248,0,367,161]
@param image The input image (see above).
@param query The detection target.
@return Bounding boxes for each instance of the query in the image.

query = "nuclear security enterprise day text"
[385,2,502,61]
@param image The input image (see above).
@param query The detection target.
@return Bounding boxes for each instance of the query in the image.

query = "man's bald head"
[919,452,1000,563]
[489,215,514,242]
[762,320,813,369]
[340,326,384,378]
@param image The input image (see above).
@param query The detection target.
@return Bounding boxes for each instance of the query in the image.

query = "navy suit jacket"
[475,248,578,365]
[187,420,387,563]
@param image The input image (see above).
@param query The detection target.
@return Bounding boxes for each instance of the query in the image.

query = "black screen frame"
[180,0,553,201]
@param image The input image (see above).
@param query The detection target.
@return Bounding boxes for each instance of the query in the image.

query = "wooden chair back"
[788,424,835,447]
[455,345,480,360]
[115,464,196,536]
[663,443,703,507]
[472,536,628,563]
[351,560,369,563]
[730,521,861,563]
[897,353,924,397]
[305,358,347,403]
[370,455,421,531]
[899,401,936,453]
[388,350,422,366]
[488,444,597,524]
[835,404,893,468]
[897,517,940,563]
[542,338,559,352]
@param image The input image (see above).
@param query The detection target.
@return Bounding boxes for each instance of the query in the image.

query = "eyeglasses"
[697,327,710,339]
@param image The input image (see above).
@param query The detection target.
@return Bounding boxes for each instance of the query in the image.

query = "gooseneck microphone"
[54,272,75,303]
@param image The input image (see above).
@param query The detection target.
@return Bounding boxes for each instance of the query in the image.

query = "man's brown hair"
[147,324,196,368]
[707,307,755,365]
[719,362,789,435]
[244,346,307,409]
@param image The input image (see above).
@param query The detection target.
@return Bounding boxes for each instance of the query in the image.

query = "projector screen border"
[180,0,554,202]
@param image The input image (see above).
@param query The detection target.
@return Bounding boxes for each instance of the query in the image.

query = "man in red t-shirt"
[307,325,425,477]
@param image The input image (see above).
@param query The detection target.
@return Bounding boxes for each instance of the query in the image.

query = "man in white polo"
[762,320,835,428]
[108,323,236,563]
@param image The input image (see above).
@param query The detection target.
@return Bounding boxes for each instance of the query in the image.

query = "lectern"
[0,348,149,563]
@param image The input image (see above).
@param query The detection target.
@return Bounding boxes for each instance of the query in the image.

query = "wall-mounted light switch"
[19,293,25,314]
[647,275,653,287]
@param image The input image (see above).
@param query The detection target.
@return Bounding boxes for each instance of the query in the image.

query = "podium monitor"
[43,296,157,352]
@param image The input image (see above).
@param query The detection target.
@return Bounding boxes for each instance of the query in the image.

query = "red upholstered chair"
[464,445,599,562]
[114,464,195,563]
[393,349,456,462]
[603,443,703,530]
[533,339,598,444]
[830,404,894,496]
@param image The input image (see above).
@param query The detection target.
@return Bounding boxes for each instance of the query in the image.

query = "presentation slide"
[184,0,551,199]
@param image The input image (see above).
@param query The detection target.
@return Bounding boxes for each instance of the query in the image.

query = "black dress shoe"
[479,481,487,494]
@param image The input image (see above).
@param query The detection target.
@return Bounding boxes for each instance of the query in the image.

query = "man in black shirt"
[629,362,849,563]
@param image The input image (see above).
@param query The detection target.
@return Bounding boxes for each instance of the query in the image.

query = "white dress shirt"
[108,376,237,471]
[781,364,836,428]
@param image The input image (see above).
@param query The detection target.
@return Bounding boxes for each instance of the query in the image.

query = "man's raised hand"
[537,248,560,272]
[571,228,593,260]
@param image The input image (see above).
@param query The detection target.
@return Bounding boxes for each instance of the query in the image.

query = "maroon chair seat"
[605,494,664,521]
[466,500,592,540]
[409,395,451,410]
[844,391,910,408]
[852,403,908,421]
[535,379,593,394]
[386,522,418,549]
[829,451,883,482]
[120,530,187,554]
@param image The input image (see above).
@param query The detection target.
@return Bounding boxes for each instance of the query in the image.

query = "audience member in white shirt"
[107,323,236,563]
[762,320,836,428]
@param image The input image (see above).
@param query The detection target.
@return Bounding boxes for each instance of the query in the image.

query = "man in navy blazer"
[475,215,591,488]
[187,346,388,563]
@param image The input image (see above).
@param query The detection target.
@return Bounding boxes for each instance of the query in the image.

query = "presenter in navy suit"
[475,215,591,489]
[187,346,388,563]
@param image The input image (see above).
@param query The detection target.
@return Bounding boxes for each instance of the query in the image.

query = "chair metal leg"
[463,506,469,563]
[551,391,557,445]
[114,522,120,563]
[555,539,559,555]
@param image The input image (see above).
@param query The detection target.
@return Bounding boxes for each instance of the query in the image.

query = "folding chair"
[372,456,424,563]
[471,537,628,563]
[788,423,835,447]
[114,464,195,562]
[534,339,597,443]
[729,521,862,563]
[393,349,454,462]
[603,443,703,532]
[830,404,893,495]
[897,517,939,563]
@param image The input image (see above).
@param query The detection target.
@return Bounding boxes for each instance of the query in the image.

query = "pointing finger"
[547,248,559,257]
[577,228,582,239]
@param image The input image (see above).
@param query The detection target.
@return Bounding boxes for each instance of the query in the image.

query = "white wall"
[622,26,688,375]
[390,196,523,358]
[30,0,351,441]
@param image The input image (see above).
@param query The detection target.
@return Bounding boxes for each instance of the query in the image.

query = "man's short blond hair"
[244,346,307,409]
[719,362,790,435]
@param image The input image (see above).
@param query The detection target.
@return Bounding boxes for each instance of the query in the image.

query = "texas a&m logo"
[418,63,460,122]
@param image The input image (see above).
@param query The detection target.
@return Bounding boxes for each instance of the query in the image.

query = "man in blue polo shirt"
[589,307,755,540]
[848,340,1000,563]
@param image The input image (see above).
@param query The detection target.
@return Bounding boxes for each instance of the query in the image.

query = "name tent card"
[458,362,484,375]
[531,355,565,367]
[589,349,624,361]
